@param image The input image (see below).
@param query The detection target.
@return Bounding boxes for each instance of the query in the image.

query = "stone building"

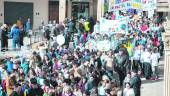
[157,0,170,22]
[0,0,103,29]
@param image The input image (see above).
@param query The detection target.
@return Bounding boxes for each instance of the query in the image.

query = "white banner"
[100,18,128,34]
[142,0,157,11]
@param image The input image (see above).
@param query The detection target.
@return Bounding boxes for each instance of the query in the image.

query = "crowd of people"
[0,10,165,96]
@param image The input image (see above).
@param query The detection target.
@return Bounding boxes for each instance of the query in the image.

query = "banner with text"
[109,0,142,11]
[100,18,128,34]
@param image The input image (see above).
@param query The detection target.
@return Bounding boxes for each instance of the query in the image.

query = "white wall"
[1,0,49,29]
[59,0,66,22]
[67,0,72,19]
[33,0,49,29]
[89,0,93,17]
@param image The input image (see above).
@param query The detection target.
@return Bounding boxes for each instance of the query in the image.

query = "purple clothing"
[53,62,61,71]
[78,82,86,93]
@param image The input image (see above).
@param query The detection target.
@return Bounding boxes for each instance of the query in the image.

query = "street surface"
[141,60,164,96]
[0,36,40,57]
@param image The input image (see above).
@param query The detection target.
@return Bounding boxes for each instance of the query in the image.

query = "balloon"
[57,35,65,46]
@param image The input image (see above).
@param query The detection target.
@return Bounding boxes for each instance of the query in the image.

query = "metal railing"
[28,28,44,48]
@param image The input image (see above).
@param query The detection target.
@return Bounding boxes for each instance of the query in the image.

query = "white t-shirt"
[150,53,160,66]
[98,86,106,96]
[123,88,135,96]
[133,49,141,60]
[141,51,151,63]
[0,68,7,80]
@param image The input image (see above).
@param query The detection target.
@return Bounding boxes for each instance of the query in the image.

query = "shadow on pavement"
[142,78,163,84]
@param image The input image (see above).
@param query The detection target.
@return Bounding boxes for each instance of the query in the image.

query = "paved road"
[141,60,164,96]
[0,37,38,57]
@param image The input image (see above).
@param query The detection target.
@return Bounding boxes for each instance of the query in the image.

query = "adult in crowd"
[114,49,129,87]
[10,24,21,51]
[0,24,9,52]
[25,18,31,36]
[141,48,152,80]
[129,70,141,96]
[89,17,95,33]
[150,48,160,80]
[19,24,24,47]
[67,18,76,41]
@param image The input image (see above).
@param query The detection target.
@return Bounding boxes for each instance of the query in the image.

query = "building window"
[72,2,89,19]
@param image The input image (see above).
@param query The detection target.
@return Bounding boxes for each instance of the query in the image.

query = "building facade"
[0,0,103,29]
[0,0,49,29]
[157,0,170,20]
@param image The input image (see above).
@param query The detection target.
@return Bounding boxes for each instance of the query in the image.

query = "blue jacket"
[10,27,20,40]
[6,61,13,73]
[68,21,74,32]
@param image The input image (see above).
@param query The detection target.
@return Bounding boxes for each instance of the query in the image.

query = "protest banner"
[97,40,111,51]
[142,0,157,11]
[109,0,142,11]
[100,18,128,34]
[100,18,119,34]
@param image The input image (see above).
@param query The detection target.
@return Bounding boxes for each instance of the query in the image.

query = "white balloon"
[57,35,65,46]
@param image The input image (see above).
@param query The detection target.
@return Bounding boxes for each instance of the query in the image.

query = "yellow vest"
[84,22,90,32]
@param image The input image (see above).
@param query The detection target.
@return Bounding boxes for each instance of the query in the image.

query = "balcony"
[157,0,169,3]
[157,1,170,12]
